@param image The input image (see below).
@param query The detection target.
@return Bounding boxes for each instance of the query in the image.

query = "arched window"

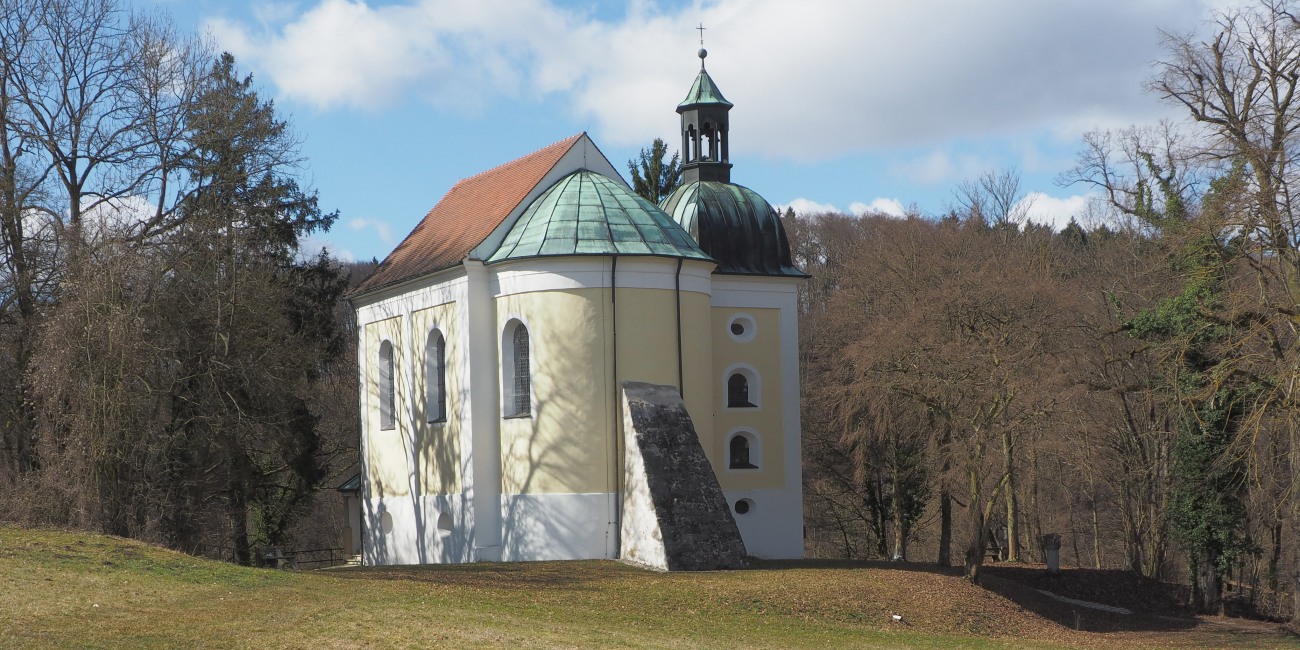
[378,340,395,430]
[723,365,760,409]
[727,373,755,408]
[729,432,758,470]
[502,320,531,417]
[425,329,446,422]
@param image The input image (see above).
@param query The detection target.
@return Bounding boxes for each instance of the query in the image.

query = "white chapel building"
[349,51,806,565]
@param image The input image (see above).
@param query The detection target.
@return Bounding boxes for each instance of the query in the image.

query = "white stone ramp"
[620,381,747,571]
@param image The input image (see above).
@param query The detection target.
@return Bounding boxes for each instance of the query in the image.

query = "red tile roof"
[352,134,584,296]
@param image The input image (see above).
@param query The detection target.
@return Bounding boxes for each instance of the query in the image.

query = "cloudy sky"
[136,0,1231,262]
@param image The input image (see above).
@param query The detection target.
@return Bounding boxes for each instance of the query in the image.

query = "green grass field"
[2,525,1295,649]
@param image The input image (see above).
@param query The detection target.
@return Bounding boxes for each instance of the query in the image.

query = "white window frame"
[725,428,760,471]
[425,328,447,423]
[378,339,396,431]
[501,318,532,418]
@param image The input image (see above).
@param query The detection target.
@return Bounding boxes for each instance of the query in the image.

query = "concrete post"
[1041,533,1062,574]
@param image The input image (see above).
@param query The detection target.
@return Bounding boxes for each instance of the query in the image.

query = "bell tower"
[677,45,733,184]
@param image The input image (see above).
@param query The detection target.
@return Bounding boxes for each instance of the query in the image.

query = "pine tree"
[162,53,345,563]
[627,138,682,204]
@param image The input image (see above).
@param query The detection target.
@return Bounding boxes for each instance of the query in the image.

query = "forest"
[797,0,1300,620]
[1,0,1299,627]
[0,0,362,567]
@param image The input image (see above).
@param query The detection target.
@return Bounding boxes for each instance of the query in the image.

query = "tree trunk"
[1292,563,1300,625]
[965,465,984,582]
[1192,551,1222,614]
[1268,520,1282,613]
[1090,497,1102,569]
[1003,428,1019,562]
[1028,436,1042,562]
[890,446,906,560]
[232,496,251,566]
[938,488,952,567]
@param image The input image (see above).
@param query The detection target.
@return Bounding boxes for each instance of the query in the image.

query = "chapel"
[349,48,805,565]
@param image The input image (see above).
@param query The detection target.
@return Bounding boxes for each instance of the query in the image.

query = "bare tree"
[954,168,1032,228]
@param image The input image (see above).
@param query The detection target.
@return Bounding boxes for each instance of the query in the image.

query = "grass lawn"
[1,524,1296,649]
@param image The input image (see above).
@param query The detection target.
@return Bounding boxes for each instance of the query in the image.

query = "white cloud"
[300,233,356,262]
[208,0,1208,160]
[348,217,395,244]
[780,197,905,217]
[1018,192,1091,230]
[852,198,906,217]
[780,198,840,215]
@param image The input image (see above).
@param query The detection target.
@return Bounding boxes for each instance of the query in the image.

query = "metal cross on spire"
[696,23,708,69]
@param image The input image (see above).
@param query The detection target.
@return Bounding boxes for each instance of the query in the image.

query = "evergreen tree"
[1126,166,1253,612]
[627,138,682,204]
[161,53,345,563]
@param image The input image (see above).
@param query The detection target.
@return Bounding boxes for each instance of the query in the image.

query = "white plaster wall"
[619,395,668,570]
[724,487,804,559]
[499,493,617,561]
[354,267,483,566]
[712,276,805,560]
[491,257,713,297]
[362,494,474,565]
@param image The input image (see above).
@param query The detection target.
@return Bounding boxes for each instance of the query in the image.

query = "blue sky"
[133,0,1229,263]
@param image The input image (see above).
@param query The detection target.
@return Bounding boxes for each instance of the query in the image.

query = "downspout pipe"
[610,256,620,553]
[675,258,684,397]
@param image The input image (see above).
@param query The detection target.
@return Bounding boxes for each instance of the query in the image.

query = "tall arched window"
[729,433,757,470]
[425,329,446,423]
[502,320,531,417]
[378,340,395,430]
[727,373,755,408]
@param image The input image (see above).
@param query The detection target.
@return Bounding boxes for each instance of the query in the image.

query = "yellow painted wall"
[495,285,715,497]
[410,302,462,496]
[712,306,784,490]
[615,287,715,475]
[614,288,680,387]
[631,290,714,446]
[497,289,613,495]
[363,316,410,498]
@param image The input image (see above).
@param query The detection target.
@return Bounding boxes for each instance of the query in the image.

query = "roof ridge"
[351,133,586,297]
[451,132,583,188]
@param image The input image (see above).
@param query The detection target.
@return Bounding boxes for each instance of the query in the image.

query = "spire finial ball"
[698,47,707,60]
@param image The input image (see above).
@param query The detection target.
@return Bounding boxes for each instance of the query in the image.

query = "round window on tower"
[727,313,756,343]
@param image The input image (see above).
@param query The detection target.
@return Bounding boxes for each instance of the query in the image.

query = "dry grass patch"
[1,525,1296,649]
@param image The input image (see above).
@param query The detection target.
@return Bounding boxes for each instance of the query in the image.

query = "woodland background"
[3,0,1300,624]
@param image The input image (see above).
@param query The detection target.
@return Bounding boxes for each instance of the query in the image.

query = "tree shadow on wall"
[500,320,619,562]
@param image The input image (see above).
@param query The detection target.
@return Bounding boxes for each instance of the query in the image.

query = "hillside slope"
[1,525,1294,649]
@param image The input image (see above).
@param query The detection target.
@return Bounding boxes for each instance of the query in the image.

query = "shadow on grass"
[326,559,643,590]
[745,558,1244,635]
[749,557,966,578]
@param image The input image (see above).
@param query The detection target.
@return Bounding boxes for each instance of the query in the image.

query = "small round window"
[380,511,394,535]
[734,499,754,515]
[727,313,756,342]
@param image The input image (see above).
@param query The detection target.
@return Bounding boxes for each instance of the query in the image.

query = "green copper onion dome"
[666,46,804,277]
[660,180,804,277]
[488,170,713,263]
